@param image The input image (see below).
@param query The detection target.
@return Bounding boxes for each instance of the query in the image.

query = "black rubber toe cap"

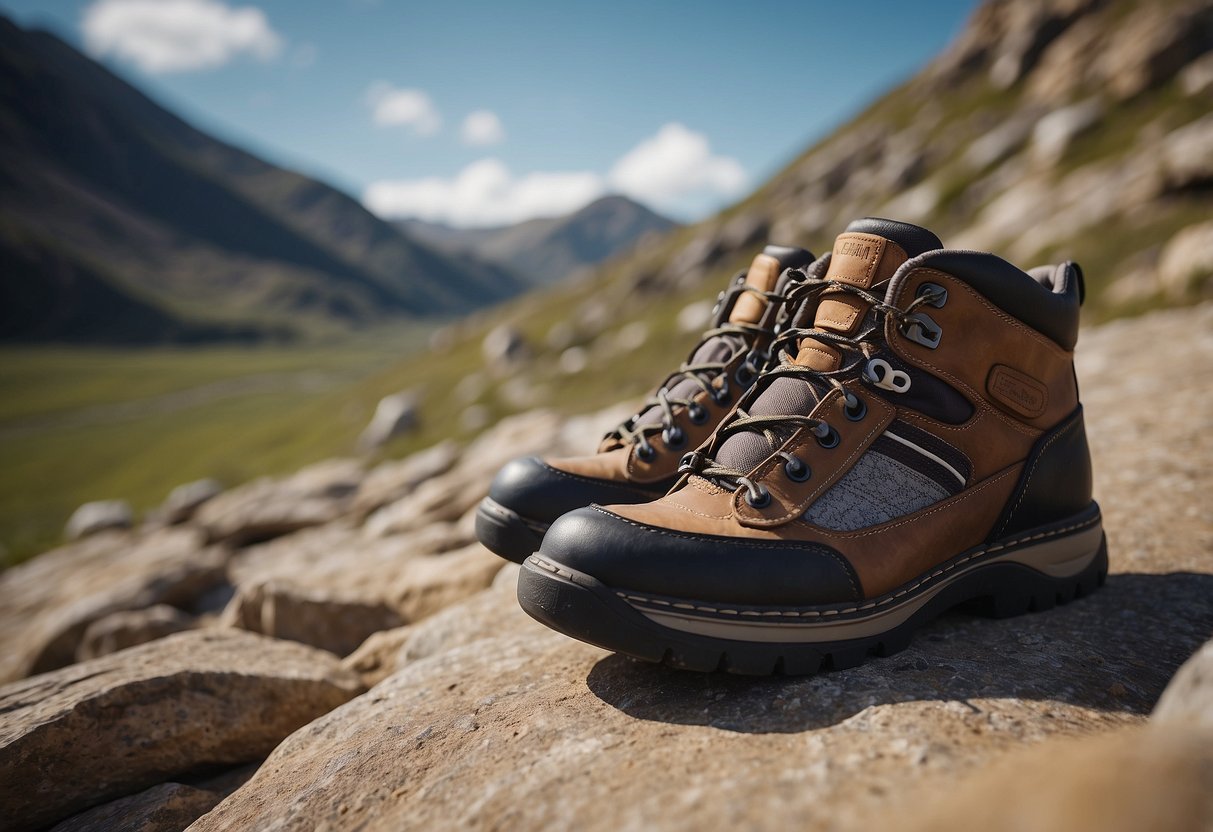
[487,456,669,527]
[538,506,862,606]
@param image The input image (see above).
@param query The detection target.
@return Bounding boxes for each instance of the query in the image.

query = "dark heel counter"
[991,406,1094,541]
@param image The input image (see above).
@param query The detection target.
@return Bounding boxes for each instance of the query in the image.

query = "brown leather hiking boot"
[519,218,1106,674]
[475,244,816,562]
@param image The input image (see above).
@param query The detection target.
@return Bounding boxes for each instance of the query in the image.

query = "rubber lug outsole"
[517,535,1108,676]
[475,497,549,563]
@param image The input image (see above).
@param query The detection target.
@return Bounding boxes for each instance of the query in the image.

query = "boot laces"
[608,283,792,458]
[679,275,945,504]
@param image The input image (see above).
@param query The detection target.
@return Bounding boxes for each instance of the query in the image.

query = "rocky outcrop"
[0,527,227,682]
[0,302,1210,831]
[51,767,254,832]
[193,458,364,545]
[76,604,196,661]
[0,630,362,831]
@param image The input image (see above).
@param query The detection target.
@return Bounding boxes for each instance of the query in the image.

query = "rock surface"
[51,767,253,832]
[76,604,196,661]
[885,725,1213,832]
[1153,637,1213,729]
[193,458,364,545]
[0,527,226,682]
[5,299,1213,831]
[0,629,362,832]
[65,499,133,539]
[358,390,422,451]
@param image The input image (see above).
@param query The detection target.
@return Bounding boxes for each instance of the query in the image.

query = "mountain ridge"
[398,195,677,285]
[0,18,529,344]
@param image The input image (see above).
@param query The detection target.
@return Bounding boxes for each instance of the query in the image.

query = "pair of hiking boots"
[475,218,1106,675]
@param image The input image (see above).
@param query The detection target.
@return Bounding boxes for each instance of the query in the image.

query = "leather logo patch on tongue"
[814,232,908,335]
[825,232,890,289]
[729,252,781,324]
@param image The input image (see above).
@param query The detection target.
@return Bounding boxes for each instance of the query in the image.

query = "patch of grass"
[0,328,432,566]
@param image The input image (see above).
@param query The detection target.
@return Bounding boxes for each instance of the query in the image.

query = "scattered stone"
[350,440,460,519]
[559,346,589,375]
[0,630,362,832]
[157,479,223,525]
[1031,97,1103,165]
[76,604,195,661]
[481,324,529,372]
[221,580,403,657]
[1153,637,1213,730]
[357,390,422,451]
[1156,221,1213,298]
[1160,112,1213,191]
[193,458,363,546]
[65,500,132,540]
[0,527,226,683]
[1179,51,1213,97]
[611,321,649,353]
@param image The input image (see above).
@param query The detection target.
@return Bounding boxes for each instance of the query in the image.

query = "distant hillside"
[355,0,1213,458]
[398,195,677,285]
[0,17,527,345]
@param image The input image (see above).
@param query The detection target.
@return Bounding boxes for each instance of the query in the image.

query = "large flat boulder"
[0,629,363,831]
[194,558,1212,831]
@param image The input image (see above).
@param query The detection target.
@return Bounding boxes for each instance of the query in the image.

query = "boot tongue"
[715,220,942,474]
[623,244,813,436]
[729,245,816,324]
[795,219,943,370]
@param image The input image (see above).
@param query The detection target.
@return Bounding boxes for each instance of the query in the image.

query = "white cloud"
[364,158,604,226]
[363,122,747,226]
[608,122,748,208]
[460,110,505,146]
[81,0,282,73]
[366,82,442,136]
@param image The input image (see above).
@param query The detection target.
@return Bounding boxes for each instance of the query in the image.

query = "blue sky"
[2,0,979,226]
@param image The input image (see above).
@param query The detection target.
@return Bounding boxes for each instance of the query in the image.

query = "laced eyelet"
[677,452,702,475]
[663,426,686,449]
[635,443,656,462]
[900,312,942,350]
[815,424,841,449]
[843,394,867,422]
[784,457,811,482]
[745,485,771,509]
[917,282,948,308]
[734,363,756,387]
[687,403,709,425]
[713,380,731,405]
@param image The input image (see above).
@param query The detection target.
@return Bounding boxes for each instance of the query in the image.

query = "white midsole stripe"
[630,522,1104,643]
[883,429,967,486]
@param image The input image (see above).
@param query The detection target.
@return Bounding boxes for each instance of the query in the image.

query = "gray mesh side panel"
[803,450,949,531]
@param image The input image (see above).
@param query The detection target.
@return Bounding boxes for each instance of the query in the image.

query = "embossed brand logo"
[839,240,874,260]
[987,365,1047,419]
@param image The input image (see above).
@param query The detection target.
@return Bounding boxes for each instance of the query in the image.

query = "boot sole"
[517,503,1107,675]
[475,497,550,563]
